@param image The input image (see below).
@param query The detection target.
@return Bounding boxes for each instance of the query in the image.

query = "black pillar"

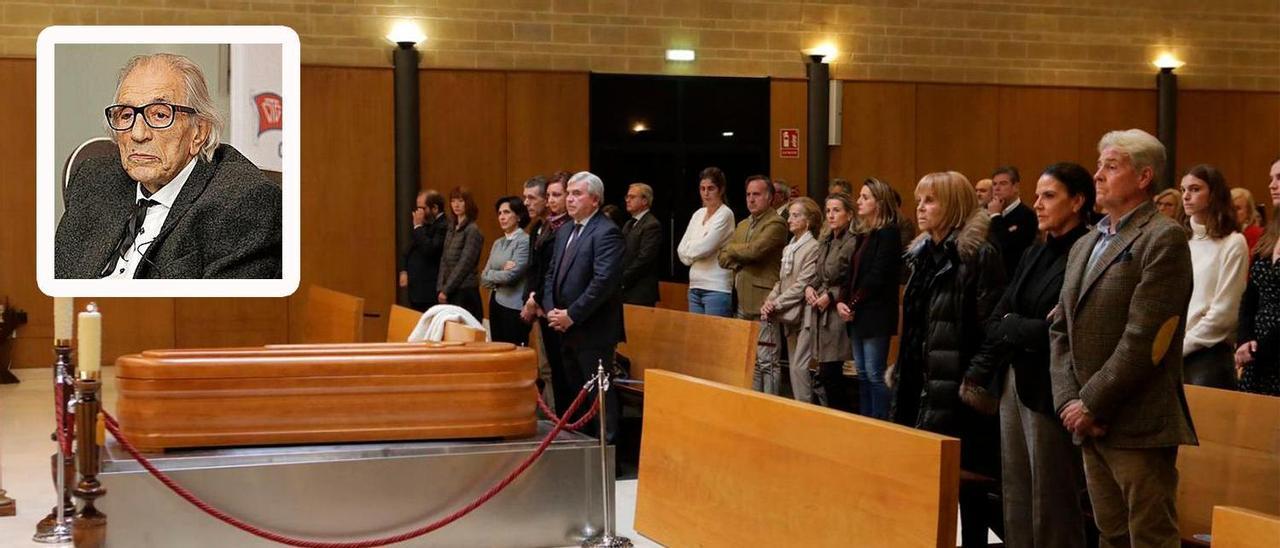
[805,55,830,200]
[1156,67,1177,191]
[393,43,421,306]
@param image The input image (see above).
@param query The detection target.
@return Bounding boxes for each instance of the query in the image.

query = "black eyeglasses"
[105,102,198,131]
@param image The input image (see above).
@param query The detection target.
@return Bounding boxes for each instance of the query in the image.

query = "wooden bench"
[1210,506,1280,548]
[635,370,960,547]
[1177,386,1280,541]
[616,304,759,391]
[386,304,487,343]
[301,285,365,343]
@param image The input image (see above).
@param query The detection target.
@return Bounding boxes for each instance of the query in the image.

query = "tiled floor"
[0,366,660,548]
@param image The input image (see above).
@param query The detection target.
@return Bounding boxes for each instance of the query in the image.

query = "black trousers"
[538,317,571,417]
[488,294,529,347]
[560,341,620,441]
[1184,342,1237,390]
[818,361,855,413]
[445,286,484,322]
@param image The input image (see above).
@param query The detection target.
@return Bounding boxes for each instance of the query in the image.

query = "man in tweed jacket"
[55,53,281,280]
[1050,129,1197,548]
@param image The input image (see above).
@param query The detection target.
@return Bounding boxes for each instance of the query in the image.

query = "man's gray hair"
[773,181,790,194]
[629,182,653,204]
[1098,129,1166,187]
[569,171,605,202]
[113,53,224,162]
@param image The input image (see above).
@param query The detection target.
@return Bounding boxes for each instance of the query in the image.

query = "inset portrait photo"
[36,26,300,297]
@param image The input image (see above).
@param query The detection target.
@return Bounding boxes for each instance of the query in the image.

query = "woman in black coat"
[837,178,902,419]
[891,171,1005,548]
[437,186,485,321]
[966,163,1095,548]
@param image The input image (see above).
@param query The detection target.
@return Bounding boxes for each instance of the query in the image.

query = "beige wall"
[0,0,1277,91]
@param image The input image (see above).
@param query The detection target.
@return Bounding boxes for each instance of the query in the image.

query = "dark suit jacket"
[990,201,1038,277]
[621,212,662,306]
[1049,201,1198,449]
[402,213,447,305]
[55,145,281,279]
[523,215,566,305]
[968,224,1087,416]
[844,224,902,338]
[542,212,626,348]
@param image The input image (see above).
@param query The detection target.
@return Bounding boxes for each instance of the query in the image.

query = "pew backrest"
[635,370,960,547]
[1177,385,1280,539]
[301,285,365,344]
[1210,506,1280,548]
[618,304,759,389]
[387,304,420,342]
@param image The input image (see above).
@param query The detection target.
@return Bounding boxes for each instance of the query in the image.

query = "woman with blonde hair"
[760,197,823,402]
[891,171,1005,548]
[1153,188,1185,225]
[1232,187,1264,251]
[837,178,902,419]
[805,192,859,411]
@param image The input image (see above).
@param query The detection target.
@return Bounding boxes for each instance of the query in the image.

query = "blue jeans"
[688,288,732,317]
[850,331,891,419]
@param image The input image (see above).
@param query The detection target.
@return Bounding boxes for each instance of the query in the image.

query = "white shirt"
[1184,219,1249,354]
[104,158,197,279]
[565,209,599,249]
[631,209,650,223]
[995,197,1022,217]
[676,205,735,292]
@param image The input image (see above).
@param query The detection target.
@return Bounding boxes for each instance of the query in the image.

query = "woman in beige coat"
[761,197,822,403]
[806,192,859,412]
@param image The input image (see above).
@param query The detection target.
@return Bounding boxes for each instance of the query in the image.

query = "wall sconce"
[803,44,838,64]
[386,21,427,47]
[666,49,695,62]
[1152,53,1185,72]
[632,121,649,133]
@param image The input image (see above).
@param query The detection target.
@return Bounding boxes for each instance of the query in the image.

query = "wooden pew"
[617,304,759,390]
[1177,385,1280,540]
[387,304,486,343]
[301,285,364,343]
[635,370,959,547]
[1210,506,1280,548]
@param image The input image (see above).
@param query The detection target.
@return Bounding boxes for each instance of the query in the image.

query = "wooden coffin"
[115,342,538,452]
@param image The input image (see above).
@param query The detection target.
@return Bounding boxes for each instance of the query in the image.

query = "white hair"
[569,171,605,202]
[113,53,224,162]
[1098,129,1166,186]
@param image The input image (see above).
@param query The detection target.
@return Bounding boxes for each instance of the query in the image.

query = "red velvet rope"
[535,389,600,431]
[100,382,595,548]
[54,378,73,456]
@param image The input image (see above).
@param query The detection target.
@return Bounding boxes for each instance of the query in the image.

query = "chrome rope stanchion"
[582,360,631,548]
[33,341,75,543]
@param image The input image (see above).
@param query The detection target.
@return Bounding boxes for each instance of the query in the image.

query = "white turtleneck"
[1184,218,1249,355]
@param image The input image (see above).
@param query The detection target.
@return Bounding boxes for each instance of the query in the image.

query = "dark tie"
[101,199,159,277]
[554,223,584,297]
[624,218,636,235]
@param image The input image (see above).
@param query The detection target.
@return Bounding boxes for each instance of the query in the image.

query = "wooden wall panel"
[1178,91,1279,203]
[1075,89,1156,170]
[915,84,1000,184]
[997,87,1081,203]
[0,58,44,369]
[174,298,289,348]
[769,79,808,195]
[291,66,396,343]
[830,81,917,198]
[505,71,590,194]
[422,70,507,321]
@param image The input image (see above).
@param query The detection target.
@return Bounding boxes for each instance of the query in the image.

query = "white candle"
[54,297,74,342]
[78,303,101,378]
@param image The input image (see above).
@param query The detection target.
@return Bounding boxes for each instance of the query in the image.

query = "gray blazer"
[1050,201,1198,449]
[481,231,531,310]
[437,220,484,297]
[764,234,819,326]
[54,145,281,279]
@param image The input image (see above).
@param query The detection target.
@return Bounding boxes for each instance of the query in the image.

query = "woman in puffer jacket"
[890,170,1006,548]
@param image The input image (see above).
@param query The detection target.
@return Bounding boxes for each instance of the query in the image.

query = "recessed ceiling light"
[721,131,734,137]
[632,122,649,133]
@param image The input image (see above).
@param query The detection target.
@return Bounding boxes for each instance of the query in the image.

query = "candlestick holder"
[72,376,106,548]
[33,342,75,544]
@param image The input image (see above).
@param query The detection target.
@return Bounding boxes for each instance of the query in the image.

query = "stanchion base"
[581,534,634,548]
[32,520,73,543]
[0,489,15,517]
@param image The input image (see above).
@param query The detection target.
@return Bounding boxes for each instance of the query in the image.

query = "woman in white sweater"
[677,167,736,317]
[1181,163,1249,388]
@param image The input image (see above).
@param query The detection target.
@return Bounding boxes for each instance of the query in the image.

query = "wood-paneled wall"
[2,59,1276,368]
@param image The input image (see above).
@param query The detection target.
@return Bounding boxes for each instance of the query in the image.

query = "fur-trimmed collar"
[908,209,992,261]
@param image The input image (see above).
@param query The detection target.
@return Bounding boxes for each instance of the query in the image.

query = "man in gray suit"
[1050,129,1197,548]
[55,53,281,279]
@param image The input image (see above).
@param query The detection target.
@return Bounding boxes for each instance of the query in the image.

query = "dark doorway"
[590,74,771,283]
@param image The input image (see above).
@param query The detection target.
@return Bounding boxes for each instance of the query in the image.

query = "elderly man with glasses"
[54,53,282,279]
